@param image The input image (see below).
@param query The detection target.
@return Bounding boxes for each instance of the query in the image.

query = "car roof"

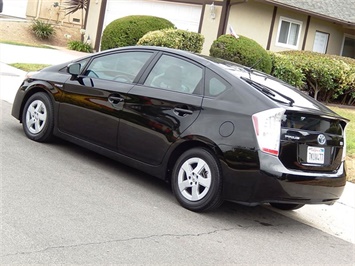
[100,46,215,65]
[79,46,346,118]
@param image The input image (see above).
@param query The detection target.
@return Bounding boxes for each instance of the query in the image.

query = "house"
[26,0,355,58]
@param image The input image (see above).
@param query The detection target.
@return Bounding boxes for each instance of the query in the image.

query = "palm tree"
[64,0,88,29]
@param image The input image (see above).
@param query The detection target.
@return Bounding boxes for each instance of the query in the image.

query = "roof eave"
[260,0,355,28]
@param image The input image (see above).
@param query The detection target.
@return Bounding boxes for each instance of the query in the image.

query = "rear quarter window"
[205,69,231,97]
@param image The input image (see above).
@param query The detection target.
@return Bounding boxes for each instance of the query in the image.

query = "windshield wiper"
[241,77,294,107]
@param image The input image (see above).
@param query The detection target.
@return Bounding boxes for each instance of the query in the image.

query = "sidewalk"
[0,43,354,244]
[0,43,88,102]
[268,182,355,244]
[0,43,88,65]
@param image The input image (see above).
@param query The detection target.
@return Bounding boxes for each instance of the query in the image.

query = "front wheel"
[22,92,54,142]
[270,203,305,211]
[171,148,223,212]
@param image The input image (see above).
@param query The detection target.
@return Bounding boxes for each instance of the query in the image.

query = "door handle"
[173,107,193,117]
[108,96,124,105]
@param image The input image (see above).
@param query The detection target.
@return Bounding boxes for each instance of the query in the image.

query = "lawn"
[329,106,355,155]
[9,63,51,72]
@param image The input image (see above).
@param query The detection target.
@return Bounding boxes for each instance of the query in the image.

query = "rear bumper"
[221,152,346,205]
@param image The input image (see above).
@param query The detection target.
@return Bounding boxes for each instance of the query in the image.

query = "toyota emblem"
[317,134,326,145]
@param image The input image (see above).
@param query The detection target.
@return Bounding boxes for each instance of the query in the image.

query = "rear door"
[59,50,154,150]
[118,53,204,165]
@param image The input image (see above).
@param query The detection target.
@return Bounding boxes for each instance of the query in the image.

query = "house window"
[313,31,329,54]
[276,17,302,49]
[341,35,355,59]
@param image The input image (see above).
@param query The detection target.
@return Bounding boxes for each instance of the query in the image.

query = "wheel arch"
[18,83,56,123]
[164,137,224,182]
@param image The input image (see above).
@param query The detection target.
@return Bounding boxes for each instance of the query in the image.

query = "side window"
[144,54,203,94]
[84,52,152,83]
[205,69,230,97]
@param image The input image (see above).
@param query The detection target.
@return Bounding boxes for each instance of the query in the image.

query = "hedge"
[137,28,204,53]
[101,15,174,50]
[269,52,304,88]
[209,34,272,74]
[274,51,355,105]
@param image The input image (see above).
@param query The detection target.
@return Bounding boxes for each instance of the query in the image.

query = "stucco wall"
[227,1,274,49]
[200,5,222,55]
[305,17,345,55]
[26,0,83,26]
[85,0,102,51]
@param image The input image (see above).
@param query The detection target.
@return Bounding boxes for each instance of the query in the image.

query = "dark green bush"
[137,28,204,53]
[31,20,55,40]
[67,40,93,53]
[209,34,272,74]
[101,15,174,50]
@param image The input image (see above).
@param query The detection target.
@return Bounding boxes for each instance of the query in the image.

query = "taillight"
[252,108,285,156]
[342,124,348,161]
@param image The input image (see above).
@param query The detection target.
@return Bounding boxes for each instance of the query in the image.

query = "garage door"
[1,0,28,18]
[105,0,202,32]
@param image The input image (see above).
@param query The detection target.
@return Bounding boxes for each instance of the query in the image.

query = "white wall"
[1,0,28,18]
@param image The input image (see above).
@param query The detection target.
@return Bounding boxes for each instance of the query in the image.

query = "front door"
[59,51,154,150]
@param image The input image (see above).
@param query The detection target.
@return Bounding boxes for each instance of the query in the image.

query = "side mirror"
[67,63,81,76]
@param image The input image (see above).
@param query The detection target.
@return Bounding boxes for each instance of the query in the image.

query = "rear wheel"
[171,148,223,212]
[270,203,305,211]
[22,92,54,142]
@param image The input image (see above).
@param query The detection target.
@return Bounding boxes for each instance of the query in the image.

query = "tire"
[171,148,223,212]
[22,92,54,142]
[270,203,305,211]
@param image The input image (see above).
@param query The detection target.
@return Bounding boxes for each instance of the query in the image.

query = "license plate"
[307,147,325,164]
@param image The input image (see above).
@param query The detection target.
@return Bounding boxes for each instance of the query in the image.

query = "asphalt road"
[1,101,354,264]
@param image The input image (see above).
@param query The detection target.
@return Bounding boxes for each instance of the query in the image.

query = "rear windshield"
[282,112,343,135]
[209,59,321,110]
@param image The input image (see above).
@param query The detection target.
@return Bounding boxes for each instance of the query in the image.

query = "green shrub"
[209,34,272,74]
[67,40,93,53]
[269,52,304,88]
[279,51,355,104]
[137,28,204,53]
[31,20,55,40]
[101,15,174,50]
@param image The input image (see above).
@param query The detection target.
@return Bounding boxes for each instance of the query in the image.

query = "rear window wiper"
[241,77,294,107]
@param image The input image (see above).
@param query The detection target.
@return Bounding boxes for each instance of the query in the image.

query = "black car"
[12,46,349,212]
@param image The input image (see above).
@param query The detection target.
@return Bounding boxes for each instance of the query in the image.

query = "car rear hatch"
[279,111,347,172]
[238,73,348,173]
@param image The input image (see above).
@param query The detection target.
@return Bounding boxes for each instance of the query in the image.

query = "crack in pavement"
[2,226,242,257]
